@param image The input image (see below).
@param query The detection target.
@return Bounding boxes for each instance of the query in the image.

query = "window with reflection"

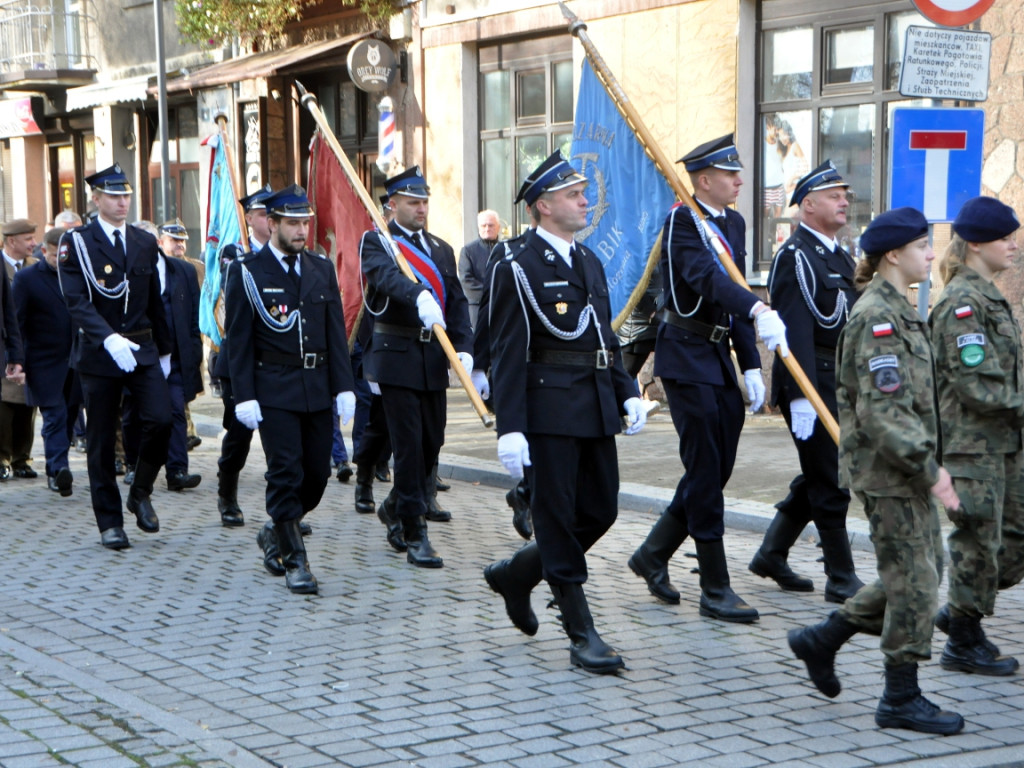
[757,2,934,271]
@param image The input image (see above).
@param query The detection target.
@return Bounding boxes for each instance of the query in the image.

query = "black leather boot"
[404,515,443,568]
[940,614,1018,675]
[506,480,533,540]
[875,662,964,734]
[126,460,160,533]
[787,610,859,697]
[217,471,245,527]
[354,464,375,514]
[550,583,624,674]
[628,512,688,604]
[256,521,285,576]
[694,539,758,622]
[426,484,451,522]
[378,492,406,552]
[275,518,318,594]
[819,528,865,603]
[483,542,543,635]
[749,514,814,592]
[934,604,1004,657]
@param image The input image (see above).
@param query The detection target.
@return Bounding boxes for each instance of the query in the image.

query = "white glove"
[159,354,171,379]
[336,391,356,425]
[755,309,789,358]
[623,397,647,435]
[235,399,263,431]
[456,352,473,375]
[743,369,766,413]
[497,432,531,479]
[368,380,381,395]
[471,369,490,400]
[103,334,140,373]
[790,398,817,441]
[416,291,446,331]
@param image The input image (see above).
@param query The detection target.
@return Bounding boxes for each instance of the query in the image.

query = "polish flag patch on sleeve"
[955,305,973,319]
[872,323,894,337]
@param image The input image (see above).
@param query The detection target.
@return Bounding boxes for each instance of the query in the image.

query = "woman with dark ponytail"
[787,206,965,735]
[928,196,1024,677]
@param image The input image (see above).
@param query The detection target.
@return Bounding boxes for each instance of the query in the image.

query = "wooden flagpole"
[559,1,840,445]
[294,81,494,429]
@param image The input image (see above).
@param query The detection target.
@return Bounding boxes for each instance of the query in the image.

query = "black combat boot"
[483,542,543,635]
[425,478,451,522]
[354,464,375,514]
[934,604,1005,657]
[787,610,859,697]
[377,492,406,552]
[694,539,758,622]
[274,518,318,594]
[126,460,160,533]
[940,614,1019,675]
[404,515,443,568]
[550,583,624,674]
[217,471,245,527]
[256,520,285,576]
[507,479,532,540]
[627,512,688,604]
[819,528,865,603]
[875,663,964,734]
[749,514,814,592]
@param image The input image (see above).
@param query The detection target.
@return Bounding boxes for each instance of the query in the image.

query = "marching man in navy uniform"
[484,151,647,674]
[225,185,355,594]
[58,164,173,550]
[751,161,865,602]
[213,184,273,529]
[627,134,789,622]
[359,166,473,568]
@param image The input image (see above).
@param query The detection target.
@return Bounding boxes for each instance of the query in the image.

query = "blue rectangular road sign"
[890,107,984,223]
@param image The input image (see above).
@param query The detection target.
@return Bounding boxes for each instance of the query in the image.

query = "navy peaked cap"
[678,133,742,172]
[790,159,849,207]
[515,151,587,206]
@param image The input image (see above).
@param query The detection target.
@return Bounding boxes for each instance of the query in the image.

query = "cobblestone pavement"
[1,396,1023,767]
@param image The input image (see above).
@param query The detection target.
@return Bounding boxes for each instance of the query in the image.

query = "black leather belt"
[123,328,152,342]
[374,322,433,342]
[528,348,612,369]
[814,345,836,360]
[660,310,729,343]
[256,350,327,369]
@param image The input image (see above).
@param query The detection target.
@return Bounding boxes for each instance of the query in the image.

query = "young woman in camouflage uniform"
[929,196,1023,677]
[787,206,965,735]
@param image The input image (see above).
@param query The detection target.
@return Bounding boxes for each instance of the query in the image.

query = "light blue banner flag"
[200,134,242,346]
[571,58,677,325]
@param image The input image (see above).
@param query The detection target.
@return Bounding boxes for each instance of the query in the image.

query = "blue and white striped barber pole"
[376,97,395,175]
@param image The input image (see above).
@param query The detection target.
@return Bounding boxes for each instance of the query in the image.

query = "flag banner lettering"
[571,58,676,325]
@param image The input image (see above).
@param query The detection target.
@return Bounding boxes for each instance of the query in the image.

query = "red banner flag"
[307,131,373,347]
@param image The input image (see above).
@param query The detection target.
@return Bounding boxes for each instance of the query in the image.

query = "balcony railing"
[0,0,96,72]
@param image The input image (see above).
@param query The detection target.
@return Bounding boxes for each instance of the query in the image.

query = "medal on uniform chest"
[104,264,113,275]
[97,279,106,287]
[277,304,288,318]
[555,302,568,315]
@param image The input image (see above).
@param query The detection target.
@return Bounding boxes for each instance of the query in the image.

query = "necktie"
[113,229,126,260]
[13,262,19,272]
[283,254,299,287]
[714,214,728,233]
[409,231,425,252]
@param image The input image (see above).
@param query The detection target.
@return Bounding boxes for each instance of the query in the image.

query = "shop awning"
[163,32,372,94]
[65,74,153,111]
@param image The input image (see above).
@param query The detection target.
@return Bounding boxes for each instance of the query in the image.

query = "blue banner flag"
[571,58,677,325]
[199,134,243,347]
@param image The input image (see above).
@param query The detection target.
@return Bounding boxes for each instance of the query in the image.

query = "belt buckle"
[303,353,318,369]
[709,325,727,343]
[595,350,609,369]
[419,328,433,343]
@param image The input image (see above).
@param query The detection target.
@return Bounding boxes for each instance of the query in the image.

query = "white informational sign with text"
[899,25,990,102]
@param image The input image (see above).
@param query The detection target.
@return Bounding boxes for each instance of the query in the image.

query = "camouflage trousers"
[840,493,942,666]
[945,451,1024,618]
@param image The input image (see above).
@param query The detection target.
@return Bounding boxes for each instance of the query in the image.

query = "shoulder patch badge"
[958,333,986,367]
[955,305,973,319]
[872,323,894,337]
[869,354,901,393]
[58,243,69,263]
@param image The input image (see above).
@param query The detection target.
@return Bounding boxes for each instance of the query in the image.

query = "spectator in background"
[459,210,500,329]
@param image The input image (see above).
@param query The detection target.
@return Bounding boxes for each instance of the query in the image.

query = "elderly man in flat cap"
[1,218,39,481]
